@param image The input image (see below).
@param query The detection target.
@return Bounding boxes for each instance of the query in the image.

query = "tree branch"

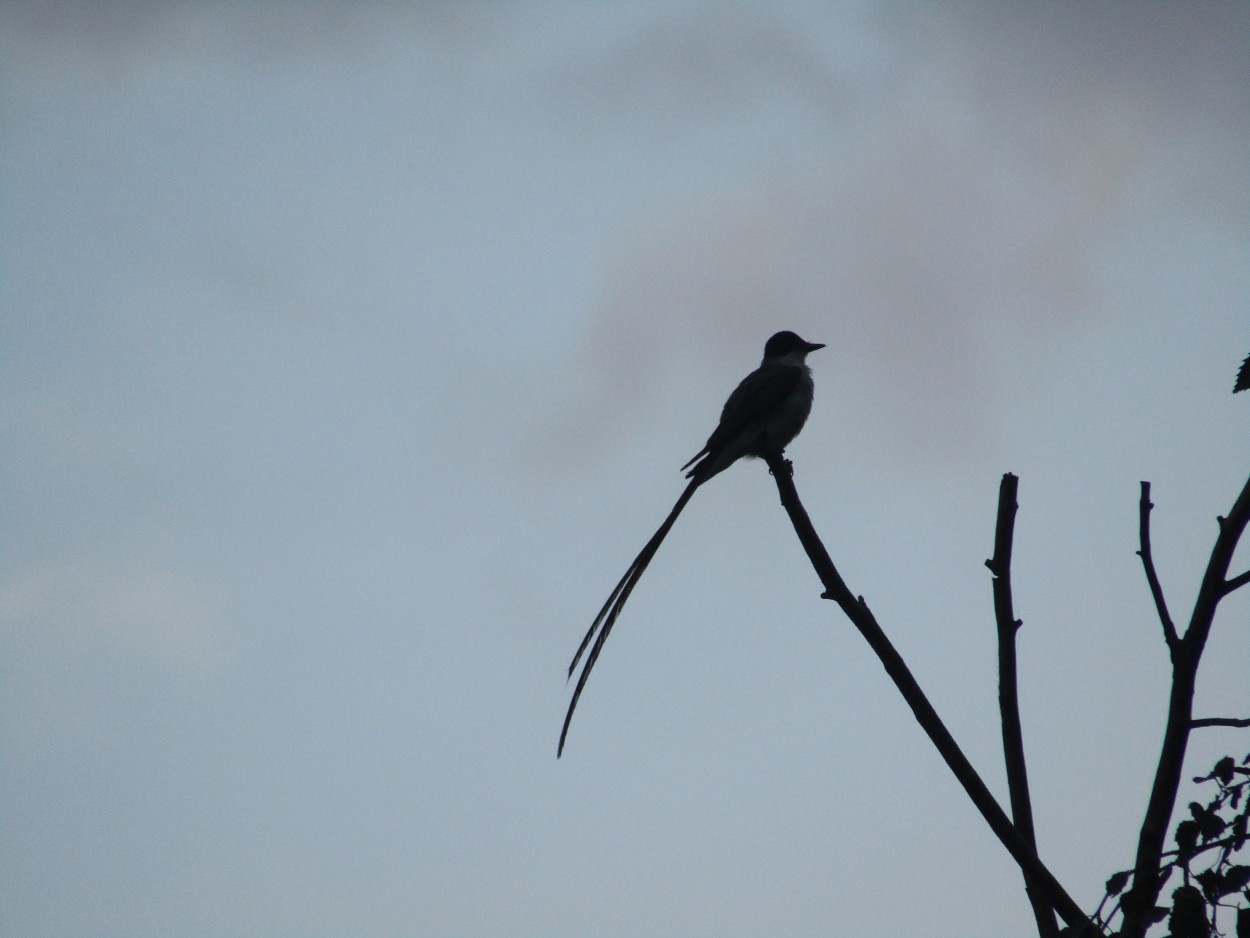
[1223,568,1250,594]
[1119,471,1250,938]
[1190,716,1250,729]
[986,473,1058,938]
[762,453,1091,932]
[1137,482,1180,653]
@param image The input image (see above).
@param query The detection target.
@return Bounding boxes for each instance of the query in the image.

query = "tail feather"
[680,447,707,473]
[565,551,641,681]
[559,478,701,757]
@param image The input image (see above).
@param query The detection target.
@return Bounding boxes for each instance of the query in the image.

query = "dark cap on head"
[764,330,825,358]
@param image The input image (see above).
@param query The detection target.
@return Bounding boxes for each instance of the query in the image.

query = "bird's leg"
[761,446,794,479]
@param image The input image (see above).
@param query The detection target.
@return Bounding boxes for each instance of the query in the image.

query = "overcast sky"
[2,2,1248,936]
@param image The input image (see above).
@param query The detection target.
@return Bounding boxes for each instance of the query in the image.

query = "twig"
[1138,482,1180,653]
[1190,717,1250,729]
[986,473,1058,938]
[761,453,1091,932]
[1223,568,1250,594]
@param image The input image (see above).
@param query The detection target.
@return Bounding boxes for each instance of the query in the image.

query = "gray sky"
[3,2,1248,936]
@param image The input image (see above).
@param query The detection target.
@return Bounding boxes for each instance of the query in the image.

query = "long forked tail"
[558,477,701,757]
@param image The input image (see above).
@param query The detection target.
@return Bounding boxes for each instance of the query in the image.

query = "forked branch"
[1119,471,1250,938]
[762,453,1091,932]
[1224,568,1250,594]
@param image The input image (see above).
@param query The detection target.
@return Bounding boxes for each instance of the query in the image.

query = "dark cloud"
[881,0,1250,221]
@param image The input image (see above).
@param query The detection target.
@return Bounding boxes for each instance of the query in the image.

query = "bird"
[558,330,825,757]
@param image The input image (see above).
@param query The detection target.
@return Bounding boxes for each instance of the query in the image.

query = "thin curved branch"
[1138,481,1180,653]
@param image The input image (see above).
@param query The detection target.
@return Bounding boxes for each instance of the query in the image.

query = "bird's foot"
[763,448,793,478]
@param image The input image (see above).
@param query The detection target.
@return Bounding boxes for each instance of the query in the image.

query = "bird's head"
[763,330,825,361]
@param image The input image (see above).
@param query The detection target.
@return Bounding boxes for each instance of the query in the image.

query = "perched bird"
[559,330,825,756]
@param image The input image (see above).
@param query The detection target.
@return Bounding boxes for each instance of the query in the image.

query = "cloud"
[545,1,1248,463]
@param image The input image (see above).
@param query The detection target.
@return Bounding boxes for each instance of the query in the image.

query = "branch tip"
[1137,480,1179,649]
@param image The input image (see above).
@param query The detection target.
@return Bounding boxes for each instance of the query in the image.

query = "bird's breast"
[766,371,814,450]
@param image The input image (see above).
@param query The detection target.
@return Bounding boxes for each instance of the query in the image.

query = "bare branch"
[761,453,1091,932]
[1138,481,1180,652]
[1120,470,1250,938]
[987,473,1058,938]
[1190,716,1250,729]
[1223,568,1250,594]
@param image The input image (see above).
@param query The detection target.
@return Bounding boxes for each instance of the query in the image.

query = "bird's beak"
[806,341,826,352]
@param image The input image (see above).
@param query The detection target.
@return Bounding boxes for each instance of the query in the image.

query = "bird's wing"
[698,363,802,456]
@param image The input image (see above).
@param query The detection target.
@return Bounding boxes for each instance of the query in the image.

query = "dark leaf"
[1237,906,1250,938]
[1216,757,1237,785]
[1176,819,1200,860]
[1168,884,1209,938]
[1197,867,1222,901]
[1223,865,1250,892]
[1106,870,1131,896]
[1199,813,1227,842]
[1233,812,1247,849]
[1188,802,1226,841]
